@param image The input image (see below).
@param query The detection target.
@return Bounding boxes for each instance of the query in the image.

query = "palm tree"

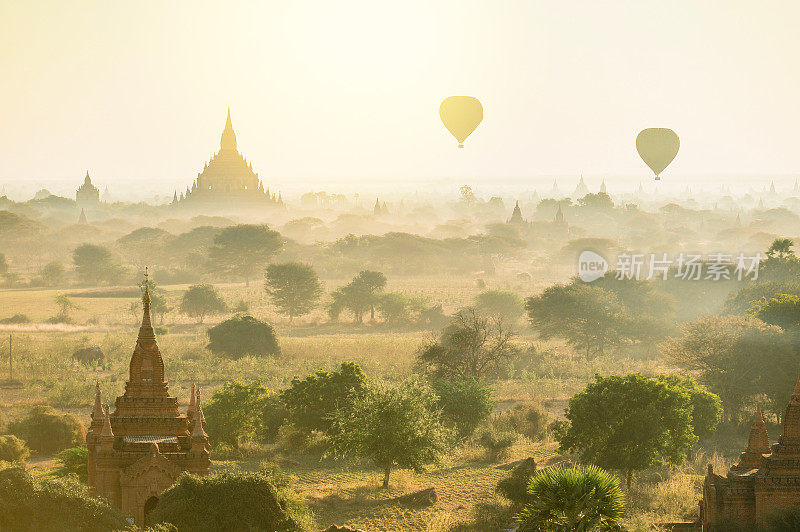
[516,465,624,531]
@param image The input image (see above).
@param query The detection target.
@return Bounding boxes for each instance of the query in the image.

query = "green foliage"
[558,374,696,487]
[147,470,313,532]
[766,237,795,259]
[72,244,123,285]
[0,435,30,462]
[282,362,367,434]
[478,429,517,460]
[492,403,551,440]
[749,293,800,330]
[208,224,283,284]
[657,375,722,441]
[428,377,494,440]
[765,504,800,531]
[474,289,524,325]
[662,315,797,421]
[179,283,226,323]
[265,262,323,322]
[9,405,86,455]
[206,315,280,358]
[724,280,800,314]
[577,192,614,211]
[139,277,173,323]
[53,446,88,483]
[516,465,624,531]
[0,463,127,531]
[329,270,387,322]
[330,378,449,488]
[497,457,537,506]
[204,381,274,449]
[51,293,82,324]
[760,239,800,282]
[417,308,518,381]
[37,261,65,286]
[377,291,425,325]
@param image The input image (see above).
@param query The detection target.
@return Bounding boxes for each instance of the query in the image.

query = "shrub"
[282,362,367,434]
[765,505,800,531]
[204,381,274,449]
[8,405,86,455]
[496,457,537,506]
[206,315,280,359]
[516,465,624,531]
[0,463,127,531]
[0,313,30,324]
[478,429,517,461]
[53,446,88,483]
[147,471,313,531]
[492,403,550,440]
[0,435,30,463]
[429,377,494,441]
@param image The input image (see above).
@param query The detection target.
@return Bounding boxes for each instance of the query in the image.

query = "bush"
[492,403,550,440]
[8,405,86,455]
[53,446,88,482]
[282,362,367,434]
[497,457,537,506]
[0,313,30,324]
[147,471,313,531]
[0,435,30,463]
[478,429,517,461]
[429,377,494,441]
[206,315,280,358]
[765,505,800,531]
[0,463,127,531]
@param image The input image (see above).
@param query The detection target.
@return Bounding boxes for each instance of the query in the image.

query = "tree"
[661,315,796,421]
[330,379,449,488]
[203,381,273,449]
[143,470,313,531]
[265,262,323,323]
[0,435,30,463]
[760,238,800,282]
[526,283,628,358]
[282,362,367,434]
[53,446,88,483]
[0,464,127,531]
[8,405,86,455]
[577,192,615,211]
[428,377,494,441]
[179,284,226,323]
[37,261,65,286]
[52,293,82,323]
[557,374,696,488]
[724,280,800,314]
[516,465,625,531]
[377,292,424,325]
[417,308,518,381]
[0,253,7,276]
[72,244,121,285]
[657,375,722,441]
[208,224,282,285]
[329,270,387,323]
[474,289,525,325]
[206,315,280,358]
[748,293,800,330]
[767,237,794,259]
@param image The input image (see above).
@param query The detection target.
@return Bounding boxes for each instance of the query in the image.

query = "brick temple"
[86,277,209,524]
[702,369,800,529]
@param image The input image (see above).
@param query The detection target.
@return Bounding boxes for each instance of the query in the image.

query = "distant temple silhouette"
[76,171,100,208]
[174,109,282,207]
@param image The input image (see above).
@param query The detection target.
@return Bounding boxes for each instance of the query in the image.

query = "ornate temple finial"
[91,381,103,421]
[192,387,207,439]
[221,108,237,152]
[188,381,196,417]
[101,402,114,441]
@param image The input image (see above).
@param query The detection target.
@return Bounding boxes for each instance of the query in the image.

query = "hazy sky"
[2,1,799,197]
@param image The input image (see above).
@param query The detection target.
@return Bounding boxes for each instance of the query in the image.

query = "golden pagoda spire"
[220,107,237,152]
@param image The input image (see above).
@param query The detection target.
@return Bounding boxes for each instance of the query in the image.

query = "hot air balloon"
[440,96,483,148]
[636,128,679,180]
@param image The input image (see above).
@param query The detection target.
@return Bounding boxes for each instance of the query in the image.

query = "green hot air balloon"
[440,96,483,148]
[636,128,680,180]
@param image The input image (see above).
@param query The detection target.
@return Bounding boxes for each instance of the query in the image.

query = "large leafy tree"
[656,375,722,442]
[148,470,313,531]
[203,381,274,449]
[748,293,800,330]
[526,283,628,358]
[329,270,387,323]
[8,405,86,455]
[206,315,280,358]
[208,224,282,285]
[474,289,525,325]
[516,465,624,531]
[557,374,696,488]
[330,379,449,488]
[179,283,226,323]
[724,280,800,314]
[282,362,367,434]
[265,262,323,323]
[417,307,518,381]
[661,315,797,421]
[72,244,122,285]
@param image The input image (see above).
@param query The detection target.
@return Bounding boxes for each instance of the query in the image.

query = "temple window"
[141,358,153,382]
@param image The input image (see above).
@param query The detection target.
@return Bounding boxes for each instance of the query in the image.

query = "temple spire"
[192,388,207,439]
[91,381,103,422]
[220,107,237,152]
[140,268,153,332]
[100,402,114,450]
[733,404,770,470]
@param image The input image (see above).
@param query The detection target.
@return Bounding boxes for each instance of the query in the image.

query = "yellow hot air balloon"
[440,96,483,148]
[636,128,680,180]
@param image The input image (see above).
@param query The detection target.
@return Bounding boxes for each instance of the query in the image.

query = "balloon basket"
[654,176,661,181]
[458,144,464,148]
